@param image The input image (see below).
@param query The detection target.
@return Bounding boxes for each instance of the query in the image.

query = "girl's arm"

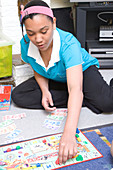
[34,71,56,111]
[58,64,83,164]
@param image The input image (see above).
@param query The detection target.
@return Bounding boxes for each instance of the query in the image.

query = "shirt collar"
[27,29,60,70]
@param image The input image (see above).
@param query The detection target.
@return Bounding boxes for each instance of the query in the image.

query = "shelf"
[86,40,113,49]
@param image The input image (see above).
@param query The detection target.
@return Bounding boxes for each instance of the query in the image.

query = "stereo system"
[99,26,113,41]
[87,41,113,68]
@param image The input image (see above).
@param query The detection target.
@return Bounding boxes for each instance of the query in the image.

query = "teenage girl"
[12,0,113,164]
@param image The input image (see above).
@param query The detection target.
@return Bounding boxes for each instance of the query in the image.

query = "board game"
[0,129,103,170]
[0,85,12,111]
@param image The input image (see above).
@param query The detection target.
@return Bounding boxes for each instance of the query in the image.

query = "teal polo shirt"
[20,27,99,83]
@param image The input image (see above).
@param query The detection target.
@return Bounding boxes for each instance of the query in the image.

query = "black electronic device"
[99,26,113,41]
[87,41,113,68]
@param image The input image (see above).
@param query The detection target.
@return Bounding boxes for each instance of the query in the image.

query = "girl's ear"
[53,17,56,30]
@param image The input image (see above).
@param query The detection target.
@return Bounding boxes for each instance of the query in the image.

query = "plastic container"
[0,32,14,78]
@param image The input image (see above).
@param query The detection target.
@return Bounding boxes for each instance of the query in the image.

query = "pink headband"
[22,6,54,19]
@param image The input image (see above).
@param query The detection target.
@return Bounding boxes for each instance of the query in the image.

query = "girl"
[12,0,113,164]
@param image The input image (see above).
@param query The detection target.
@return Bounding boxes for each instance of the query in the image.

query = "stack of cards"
[0,85,12,111]
[43,109,67,130]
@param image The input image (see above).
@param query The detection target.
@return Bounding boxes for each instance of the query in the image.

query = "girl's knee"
[11,88,23,106]
[102,98,113,113]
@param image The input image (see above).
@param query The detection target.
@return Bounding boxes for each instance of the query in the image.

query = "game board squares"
[50,136,55,140]
[55,134,62,140]
[47,135,58,143]
[0,147,3,154]
[79,152,91,161]
[13,145,23,152]
[63,158,75,166]
[30,143,49,154]
[42,162,54,169]
[3,145,13,153]
[88,150,102,158]
[21,141,30,148]
[4,152,17,163]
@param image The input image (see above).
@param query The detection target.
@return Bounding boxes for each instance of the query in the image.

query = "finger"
[58,143,65,164]
[46,106,56,112]
[68,149,74,159]
[42,100,55,111]
[48,95,54,107]
[73,146,78,157]
[62,147,68,163]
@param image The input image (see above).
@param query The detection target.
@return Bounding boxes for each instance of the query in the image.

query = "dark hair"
[21,0,53,43]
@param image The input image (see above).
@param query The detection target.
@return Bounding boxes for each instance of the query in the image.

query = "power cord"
[97,11,113,25]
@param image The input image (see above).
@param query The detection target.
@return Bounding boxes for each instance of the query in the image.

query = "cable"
[97,11,113,23]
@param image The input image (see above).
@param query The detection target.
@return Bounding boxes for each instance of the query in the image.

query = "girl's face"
[24,14,56,52]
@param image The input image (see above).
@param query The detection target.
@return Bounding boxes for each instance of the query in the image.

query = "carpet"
[58,124,113,170]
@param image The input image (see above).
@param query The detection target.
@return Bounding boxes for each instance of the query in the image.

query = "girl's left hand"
[58,131,77,164]
[42,90,56,112]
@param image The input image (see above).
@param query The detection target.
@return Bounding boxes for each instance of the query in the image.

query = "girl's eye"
[42,30,47,34]
[28,33,35,36]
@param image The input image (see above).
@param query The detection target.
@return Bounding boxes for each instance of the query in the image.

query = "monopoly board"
[0,130,103,170]
[0,85,12,111]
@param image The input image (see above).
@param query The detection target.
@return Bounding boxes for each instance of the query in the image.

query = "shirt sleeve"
[20,36,29,63]
[62,36,84,70]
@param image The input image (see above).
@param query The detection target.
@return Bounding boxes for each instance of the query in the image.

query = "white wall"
[0,0,22,54]
[0,0,73,54]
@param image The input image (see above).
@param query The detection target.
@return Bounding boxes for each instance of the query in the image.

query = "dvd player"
[99,26,113,41]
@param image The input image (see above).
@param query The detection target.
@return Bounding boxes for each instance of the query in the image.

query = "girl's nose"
[35,33,42,43]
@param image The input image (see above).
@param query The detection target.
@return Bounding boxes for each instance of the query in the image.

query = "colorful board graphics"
[0,85,12,111]
[0,130,103,170]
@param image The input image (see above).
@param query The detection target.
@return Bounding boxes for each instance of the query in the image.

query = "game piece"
[6,148,11,152]
[75,133,79,138]
[36,163,42,167]
[16,145,21,150]
[76,128,80,134]
[77,137,82,142]
[55,158,59,165]
[0,130,103,170]
[76,155,83,161]
[42,139,47,143]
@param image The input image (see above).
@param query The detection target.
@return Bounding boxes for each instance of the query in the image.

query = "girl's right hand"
[42,90,56,112]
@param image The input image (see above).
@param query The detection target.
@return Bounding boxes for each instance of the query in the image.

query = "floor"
[0,69,113,145]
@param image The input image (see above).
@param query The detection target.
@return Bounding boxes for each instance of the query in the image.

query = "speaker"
[52,7,74,35]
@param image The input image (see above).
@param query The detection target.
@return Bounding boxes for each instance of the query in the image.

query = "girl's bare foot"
[111,140,113,157]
